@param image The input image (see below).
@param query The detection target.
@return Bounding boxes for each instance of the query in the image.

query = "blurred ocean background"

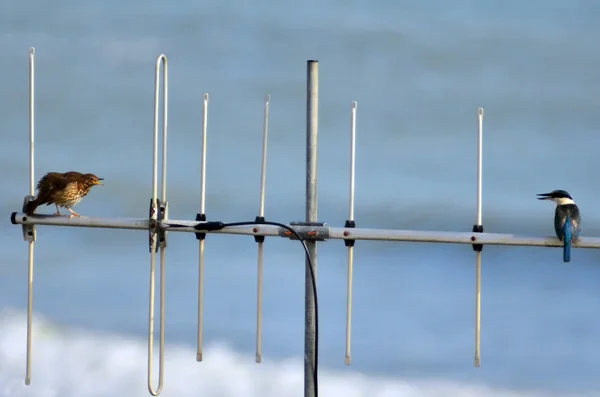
[2,1,600,396]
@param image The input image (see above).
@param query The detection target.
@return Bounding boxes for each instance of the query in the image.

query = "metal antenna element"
[148,54,168,396]
[344,101,357,365]
[24,46,36,386]
[255,94,270,363]
[197,92,209,362]
[474,107,484,367]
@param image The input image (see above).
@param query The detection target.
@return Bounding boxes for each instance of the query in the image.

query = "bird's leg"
[54,204,62,216]
[67,208,80,219]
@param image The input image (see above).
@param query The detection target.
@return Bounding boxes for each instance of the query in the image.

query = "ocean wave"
[0,308,584,397]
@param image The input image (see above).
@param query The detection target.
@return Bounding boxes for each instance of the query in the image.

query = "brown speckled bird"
[25,171,104,218]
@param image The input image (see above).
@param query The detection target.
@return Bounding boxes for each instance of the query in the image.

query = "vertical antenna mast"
[304,60,319,397]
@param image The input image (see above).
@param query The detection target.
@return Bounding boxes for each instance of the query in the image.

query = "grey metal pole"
[305,60,319,397]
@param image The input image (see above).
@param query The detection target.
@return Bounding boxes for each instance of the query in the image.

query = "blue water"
[2,1,600,396]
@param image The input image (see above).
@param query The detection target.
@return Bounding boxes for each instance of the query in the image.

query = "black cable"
[171,219,319,397]
[222,221,318,397]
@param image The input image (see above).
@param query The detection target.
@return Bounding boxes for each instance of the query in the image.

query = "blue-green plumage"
[537,190,581,263]
[554,204,580,262]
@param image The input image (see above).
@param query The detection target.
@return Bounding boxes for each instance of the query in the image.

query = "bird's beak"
[95,178,104,185]
[536,192,553,200]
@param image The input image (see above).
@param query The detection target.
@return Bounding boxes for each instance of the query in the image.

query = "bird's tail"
[563,216,573,263]
[24,197,41,216]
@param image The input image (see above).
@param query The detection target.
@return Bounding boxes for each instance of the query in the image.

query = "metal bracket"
[343,220,356,247]
[21,195,36,242]
[253,216,265,243]
[279,221,329,241]
[149,198,159,253]
[194,213,207,240]
[158,200,168,249]
[149,198,168,250]
[472,224,484,252]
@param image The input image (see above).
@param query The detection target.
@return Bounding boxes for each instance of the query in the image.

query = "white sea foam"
[0,308,581,397]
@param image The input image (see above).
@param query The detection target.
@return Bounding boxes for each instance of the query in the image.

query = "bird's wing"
[553,209,565,240]
[47,173,71,190]
[36,173,71,205]
[554,205,581,240]
[569,205,582,238]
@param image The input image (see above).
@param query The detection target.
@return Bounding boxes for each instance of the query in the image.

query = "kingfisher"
[537,190,581,262]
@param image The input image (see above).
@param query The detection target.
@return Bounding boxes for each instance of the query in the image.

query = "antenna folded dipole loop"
[148,53,168,396]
